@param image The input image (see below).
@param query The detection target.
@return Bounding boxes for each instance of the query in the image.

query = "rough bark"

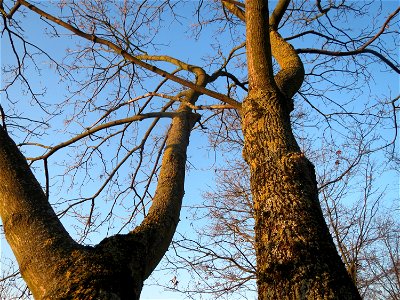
[0,126,81,297]
[242,0,361,298]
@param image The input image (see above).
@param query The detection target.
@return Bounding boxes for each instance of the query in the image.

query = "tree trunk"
[242,1,361,298]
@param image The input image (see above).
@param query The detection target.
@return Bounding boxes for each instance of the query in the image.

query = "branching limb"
[221,0,245,21]
[0,0,21,19]
[297,7,400,74]
[89,68,183,128]
[210,70,248,92]
[27,112,179,161]
[18,0,241,109]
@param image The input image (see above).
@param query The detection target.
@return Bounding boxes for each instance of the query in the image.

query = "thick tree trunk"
[243,0,361,298]
[242,89,361,299]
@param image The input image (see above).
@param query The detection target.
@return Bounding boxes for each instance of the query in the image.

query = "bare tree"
[0,0,399,299]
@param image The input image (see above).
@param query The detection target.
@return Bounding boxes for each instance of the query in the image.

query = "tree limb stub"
[270,30,304,99]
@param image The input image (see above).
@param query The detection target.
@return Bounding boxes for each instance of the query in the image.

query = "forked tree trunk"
[0,102,199,300]
[242,1,361,298]
[0,1,210,297]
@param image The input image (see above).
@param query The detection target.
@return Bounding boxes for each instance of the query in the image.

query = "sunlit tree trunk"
[242,1,361,298]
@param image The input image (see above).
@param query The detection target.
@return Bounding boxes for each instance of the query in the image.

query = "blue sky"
[1,1,399,299]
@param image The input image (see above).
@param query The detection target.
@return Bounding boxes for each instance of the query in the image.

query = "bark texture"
[242,0,361,298]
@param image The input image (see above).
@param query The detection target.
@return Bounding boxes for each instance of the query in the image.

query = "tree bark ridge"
[243,0,361,298]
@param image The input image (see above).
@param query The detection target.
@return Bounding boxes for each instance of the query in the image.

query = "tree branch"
[132,98,205,280]
[269,0,290,30]
[222,0,245,9]
[297,6,400,74]
[18,0,242,109]
[28,112,179,161]
[297,48,400,74]
[222,0,245,21]
[0,1,21,19]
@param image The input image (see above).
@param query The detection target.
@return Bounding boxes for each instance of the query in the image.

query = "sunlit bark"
[242,0,361,298]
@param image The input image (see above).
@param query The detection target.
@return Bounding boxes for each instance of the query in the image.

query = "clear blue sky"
[1,1,399,299]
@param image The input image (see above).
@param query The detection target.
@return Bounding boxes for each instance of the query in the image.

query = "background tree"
[0,0,399,299]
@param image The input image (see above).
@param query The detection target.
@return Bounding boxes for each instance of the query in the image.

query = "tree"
[1,0,399,299]
[1,2,206,299]
[157,2,399,298]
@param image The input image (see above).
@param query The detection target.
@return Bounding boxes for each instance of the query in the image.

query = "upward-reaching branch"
[129,66,209,280]
[244,0,275,93]
[269,0,290,30]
